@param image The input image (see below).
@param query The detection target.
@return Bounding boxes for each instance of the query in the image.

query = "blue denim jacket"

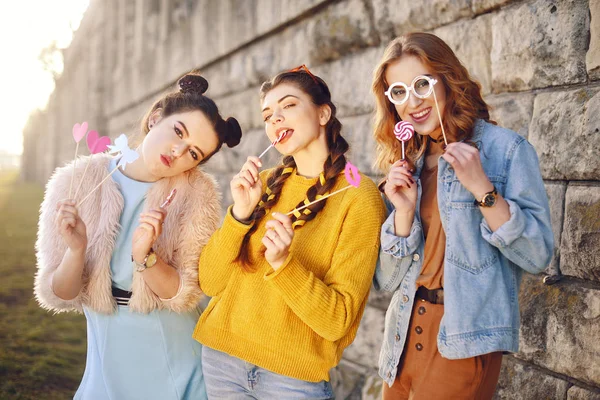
[375,119,554,386]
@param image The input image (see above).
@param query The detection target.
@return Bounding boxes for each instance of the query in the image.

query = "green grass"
[0,170,86,400]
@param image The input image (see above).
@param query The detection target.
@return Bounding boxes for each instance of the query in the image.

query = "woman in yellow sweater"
[193,66,385,398]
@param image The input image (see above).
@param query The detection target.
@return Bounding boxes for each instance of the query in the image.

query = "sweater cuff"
[264,256,306,300]
[220,205,255,252]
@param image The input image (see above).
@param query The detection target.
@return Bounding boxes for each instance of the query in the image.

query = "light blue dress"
[74,159,207,400]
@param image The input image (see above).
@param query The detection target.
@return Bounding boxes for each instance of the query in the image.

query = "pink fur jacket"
[34,154,221,315]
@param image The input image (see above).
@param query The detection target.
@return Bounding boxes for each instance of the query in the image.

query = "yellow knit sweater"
[194,168,385,382]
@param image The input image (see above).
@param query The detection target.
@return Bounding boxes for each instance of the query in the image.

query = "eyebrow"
[178,121,206,159]
[261,94,300,112]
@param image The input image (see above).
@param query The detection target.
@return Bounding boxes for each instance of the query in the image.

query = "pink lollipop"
[394,121,414,160]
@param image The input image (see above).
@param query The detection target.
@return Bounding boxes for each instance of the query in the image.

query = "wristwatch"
[133,249,158,272]
[474,187,498,208]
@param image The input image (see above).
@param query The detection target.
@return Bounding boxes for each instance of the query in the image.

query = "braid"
[235,156,296,269]
[237,67,349,270]
[289,134,349,228]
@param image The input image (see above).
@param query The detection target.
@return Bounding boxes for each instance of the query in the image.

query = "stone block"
[494,356,569,400]
[107,0,329,116]
[368,289,393,311]
[518,273,600,386]
[330,360,368,400]
[215,87,263,132]
[344,306,385,370]
[309,0,380,64]
[204,5,379,101]
[472,0,518,14]
[434,14,493,95]
[372,0,472,41]
[544,181,567,275]
[560,185,600,282]
[362,371,385,400]
[486,92,534,139]
[568,386,600,399]
[491,0,588,91]
[529,88,600,180]
[315,46,384,118]
[339,114,379,176]
[588,0,600,80]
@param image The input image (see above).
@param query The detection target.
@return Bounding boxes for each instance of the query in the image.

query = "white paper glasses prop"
[384,75,448,146]
[78,134,140,206]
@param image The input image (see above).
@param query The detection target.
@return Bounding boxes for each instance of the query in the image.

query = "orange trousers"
[382,299,503,400]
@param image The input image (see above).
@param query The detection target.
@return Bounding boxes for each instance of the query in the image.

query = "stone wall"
[22,0,600,398]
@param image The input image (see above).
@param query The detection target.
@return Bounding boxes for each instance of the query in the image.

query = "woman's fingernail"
[407,184,412,189]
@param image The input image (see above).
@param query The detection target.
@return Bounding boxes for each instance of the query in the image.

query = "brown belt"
[416,286,444,305]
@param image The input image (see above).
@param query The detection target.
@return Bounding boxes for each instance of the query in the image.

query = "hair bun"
[224,117,242,148]
[179,74,209,95]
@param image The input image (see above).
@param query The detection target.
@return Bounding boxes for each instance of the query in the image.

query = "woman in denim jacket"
[371,33,553,399]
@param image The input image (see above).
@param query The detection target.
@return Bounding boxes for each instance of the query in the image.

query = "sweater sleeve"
[198,170,273,297]
[263,184,385,341]
[198,206,254,297]
[34,163,85,313]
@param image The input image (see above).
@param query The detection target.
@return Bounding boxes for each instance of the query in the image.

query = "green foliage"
[0,171,86,399]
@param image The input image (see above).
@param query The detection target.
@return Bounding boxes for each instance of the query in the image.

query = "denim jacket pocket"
[445,178,504,274]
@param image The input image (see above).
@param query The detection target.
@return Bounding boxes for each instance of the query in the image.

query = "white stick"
[258,131,288,159]
[258,143,274,159]
[73,157,93,200]
[432,89,448,146]
[68,142,79,198]
[286,185,353,216]
[78,166,120,207]
[402,141,405,160]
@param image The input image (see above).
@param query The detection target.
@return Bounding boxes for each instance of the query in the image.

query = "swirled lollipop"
[394,121,414,160]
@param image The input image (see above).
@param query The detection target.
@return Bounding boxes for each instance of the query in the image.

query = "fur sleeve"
[160,171,222,313]
[33,161,86,313]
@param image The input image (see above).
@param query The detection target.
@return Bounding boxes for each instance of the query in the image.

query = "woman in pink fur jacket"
[33,73,242,400]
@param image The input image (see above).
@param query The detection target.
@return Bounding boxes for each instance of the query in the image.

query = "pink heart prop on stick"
[394,121,414,160]
[69,122,89,197]
[344,162,361,188]
[86,130,111,154]
[73,131,112,199]
[72,122,88,143]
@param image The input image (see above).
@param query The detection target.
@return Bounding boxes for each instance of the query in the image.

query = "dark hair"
[140,71,242,164]
[234,67,349,269]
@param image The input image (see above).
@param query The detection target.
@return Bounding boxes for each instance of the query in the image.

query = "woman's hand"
[231,156,263,221]
[262,212,294,270]
[442,142,493,200]
[55,200,87,253]
[132,208,166,263]
[384,159,418,215]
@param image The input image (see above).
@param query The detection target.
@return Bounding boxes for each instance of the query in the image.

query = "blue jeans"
[202,346,334,399]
